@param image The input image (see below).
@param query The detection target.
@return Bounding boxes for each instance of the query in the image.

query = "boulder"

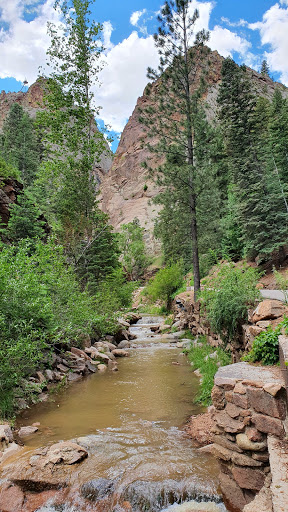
[31,441,88,467]
[44,369,54,382]
[18,426,38,438]
[232,466,266,491]
[71,347,90,360]
[118,340,130,349]
[0,482,24,512]
[211,444,263,467]
[246,387,286,420]
[252,299,286,323]
[0,424,13,443]
[214,410,245,434]
[112,349,129,358]
[252,414,285,437]
[97,364,107,372]
[236,434,267,452]
[219,471,249,512]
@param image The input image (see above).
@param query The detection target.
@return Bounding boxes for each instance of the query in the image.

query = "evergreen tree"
[260,59,270,78]
[139,0,210,299]
[269,89,288,183]
[218,58,288,261]
[2,192,47,243]
[0,103,40,187]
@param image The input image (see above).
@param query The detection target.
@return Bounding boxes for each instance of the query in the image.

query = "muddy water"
[13,316,226,511]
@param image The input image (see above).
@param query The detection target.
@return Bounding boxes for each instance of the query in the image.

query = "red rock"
[24,490,59,512]
[211,385,226,410]
[232,466,266,491]
[233,393,249,409]
[252,299,287,323]
[246,428,265,442]
[18,426,38,437]
[247,387,286,419]
[219,471,249,512]
[0,483,24,512]
[226,402,241,419]
[214,410,245,434]
[252,414,285,437]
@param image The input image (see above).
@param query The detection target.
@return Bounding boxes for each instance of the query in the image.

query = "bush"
[0,238,115,416]
[243,326,280,366]
[145,262,184,309]
[188,336,231,405]
[200,262,260,342]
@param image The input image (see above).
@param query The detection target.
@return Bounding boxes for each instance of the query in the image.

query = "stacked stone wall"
[210,363,287,512]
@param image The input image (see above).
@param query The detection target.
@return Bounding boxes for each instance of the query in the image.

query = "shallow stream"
[8,315,227,511]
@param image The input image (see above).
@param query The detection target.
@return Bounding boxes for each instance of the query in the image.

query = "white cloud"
[209,26,252,58]
[97,31,159,133]
[130,9,146,27]
[221,17,248,28]
[249,3,288,85]
[280,0,288,5]
[0,0,61,84]
[103,20,114,51]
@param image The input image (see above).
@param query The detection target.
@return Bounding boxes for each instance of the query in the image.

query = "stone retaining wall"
[210,363,287,512]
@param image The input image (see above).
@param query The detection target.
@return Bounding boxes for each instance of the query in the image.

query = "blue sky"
[0,0,288,151]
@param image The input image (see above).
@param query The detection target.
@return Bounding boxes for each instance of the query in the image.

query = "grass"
[179,329,195,340]
[188,336,231,406]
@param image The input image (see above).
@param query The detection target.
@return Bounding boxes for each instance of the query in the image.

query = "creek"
[5,315,227,511]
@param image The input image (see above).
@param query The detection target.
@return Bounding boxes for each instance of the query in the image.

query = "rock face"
[211,363,287,512]
[0,178,23,226]
[99,49,288,251]
[0,80,112,181]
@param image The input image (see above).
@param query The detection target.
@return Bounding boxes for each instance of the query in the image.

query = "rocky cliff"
[0,80,113,178]
[99,50,288,249]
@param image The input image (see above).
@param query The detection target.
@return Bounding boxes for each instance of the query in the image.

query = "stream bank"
[0,315,227,512]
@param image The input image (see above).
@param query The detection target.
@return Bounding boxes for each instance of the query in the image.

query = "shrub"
[145,262,184,309]
[243,326,280,366]
[200,262,260,342]
[188,336,231,405]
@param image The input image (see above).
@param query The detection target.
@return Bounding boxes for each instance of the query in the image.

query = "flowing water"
[4,315,227,512]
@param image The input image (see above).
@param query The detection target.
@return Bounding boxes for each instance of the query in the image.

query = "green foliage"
[188,336,231,405]
[243,326,280,366]
[35,0,111,263]
[200,263,260,342]
[2,192,46,243]
[218,58,288,261]
[75,208,120,290]
[118,219,150,280]
[0,156,20,181]
[139,1,210,296]
[145,262,184,309]
[0,238,113,415]
[0,103,40,186]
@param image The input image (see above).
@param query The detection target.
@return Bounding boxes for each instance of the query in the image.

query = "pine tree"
[260,59,270,78]
[0,103,40,187]
[218,58,288,261]
[139,0,210,299]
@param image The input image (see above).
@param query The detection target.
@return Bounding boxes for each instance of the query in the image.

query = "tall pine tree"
[139,0,210,299]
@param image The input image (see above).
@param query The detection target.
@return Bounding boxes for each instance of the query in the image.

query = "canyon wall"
[99,50,288,250]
